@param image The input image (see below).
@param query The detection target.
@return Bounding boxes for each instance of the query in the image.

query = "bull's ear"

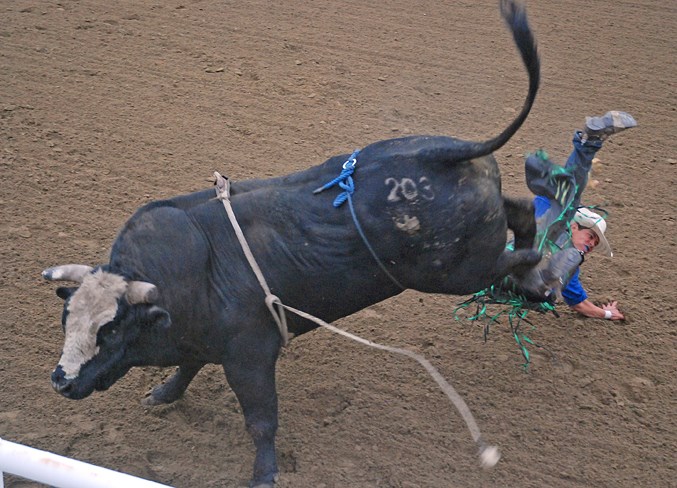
[146,306,171,330]
[56,287,77,301]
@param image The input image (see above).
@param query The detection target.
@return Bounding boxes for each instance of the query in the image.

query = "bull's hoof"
[250,473,278,488]
[140,394,169,406]
[140,387,180,406]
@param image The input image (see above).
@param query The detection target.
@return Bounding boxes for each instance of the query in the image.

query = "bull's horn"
[42,265,93,282]
[126,281,159,304]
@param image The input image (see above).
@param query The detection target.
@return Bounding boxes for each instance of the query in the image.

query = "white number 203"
[385,177,435,202]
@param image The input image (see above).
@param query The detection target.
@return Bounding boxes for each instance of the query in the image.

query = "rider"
[515,111,636,320]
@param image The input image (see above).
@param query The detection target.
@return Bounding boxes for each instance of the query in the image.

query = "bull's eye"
[96,322,120,344]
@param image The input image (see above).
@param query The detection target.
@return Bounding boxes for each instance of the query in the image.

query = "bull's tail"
[488,0,539,150]
[435,0,540,163]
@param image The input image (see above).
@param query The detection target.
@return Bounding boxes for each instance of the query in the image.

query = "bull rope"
[214,167,501,469]
[214,173,290,347]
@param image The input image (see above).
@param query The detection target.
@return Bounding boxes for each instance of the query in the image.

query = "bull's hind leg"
[503,196,536,250]
[494,196,541,279]
[496,247,541,279]
[495,196,543,289]
[142,363,204,406]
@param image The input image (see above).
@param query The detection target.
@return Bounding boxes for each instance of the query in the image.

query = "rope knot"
[214,171,231,201]
[313,149,360,207]
[265,294,289,347]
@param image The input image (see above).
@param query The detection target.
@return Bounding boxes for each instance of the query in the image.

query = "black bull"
[43,1,541,486]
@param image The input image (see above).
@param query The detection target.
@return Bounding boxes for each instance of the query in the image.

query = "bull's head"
[43,265,170,399]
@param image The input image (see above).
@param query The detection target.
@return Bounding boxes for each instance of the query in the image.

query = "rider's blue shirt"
[533,196,587,306]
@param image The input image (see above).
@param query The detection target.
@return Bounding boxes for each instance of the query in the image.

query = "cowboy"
[525,111,636,320]
[550,206,624,320]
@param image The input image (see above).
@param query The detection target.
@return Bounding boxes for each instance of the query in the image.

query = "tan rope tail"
[279,302,501,468]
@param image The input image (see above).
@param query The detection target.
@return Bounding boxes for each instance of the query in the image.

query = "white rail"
[0,437,173,488]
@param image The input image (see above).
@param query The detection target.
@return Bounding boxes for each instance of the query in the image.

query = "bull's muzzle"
[51,365,76,397]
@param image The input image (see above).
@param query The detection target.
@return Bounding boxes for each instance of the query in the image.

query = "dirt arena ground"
[1,1,675,487]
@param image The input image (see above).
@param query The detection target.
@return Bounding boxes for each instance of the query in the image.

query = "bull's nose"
[51,366,74,396]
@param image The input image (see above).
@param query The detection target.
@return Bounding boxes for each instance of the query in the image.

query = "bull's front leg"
[142,363,204,406]
[222,338,280,488]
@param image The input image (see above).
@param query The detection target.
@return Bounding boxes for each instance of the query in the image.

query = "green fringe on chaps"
[454,277,558,368]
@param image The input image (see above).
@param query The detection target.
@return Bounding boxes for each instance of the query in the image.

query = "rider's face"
[571,223,600,254]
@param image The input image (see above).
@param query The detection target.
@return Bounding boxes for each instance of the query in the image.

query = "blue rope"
[313,149,359,207]
[314,149,406,290]
[346,192,406,290]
